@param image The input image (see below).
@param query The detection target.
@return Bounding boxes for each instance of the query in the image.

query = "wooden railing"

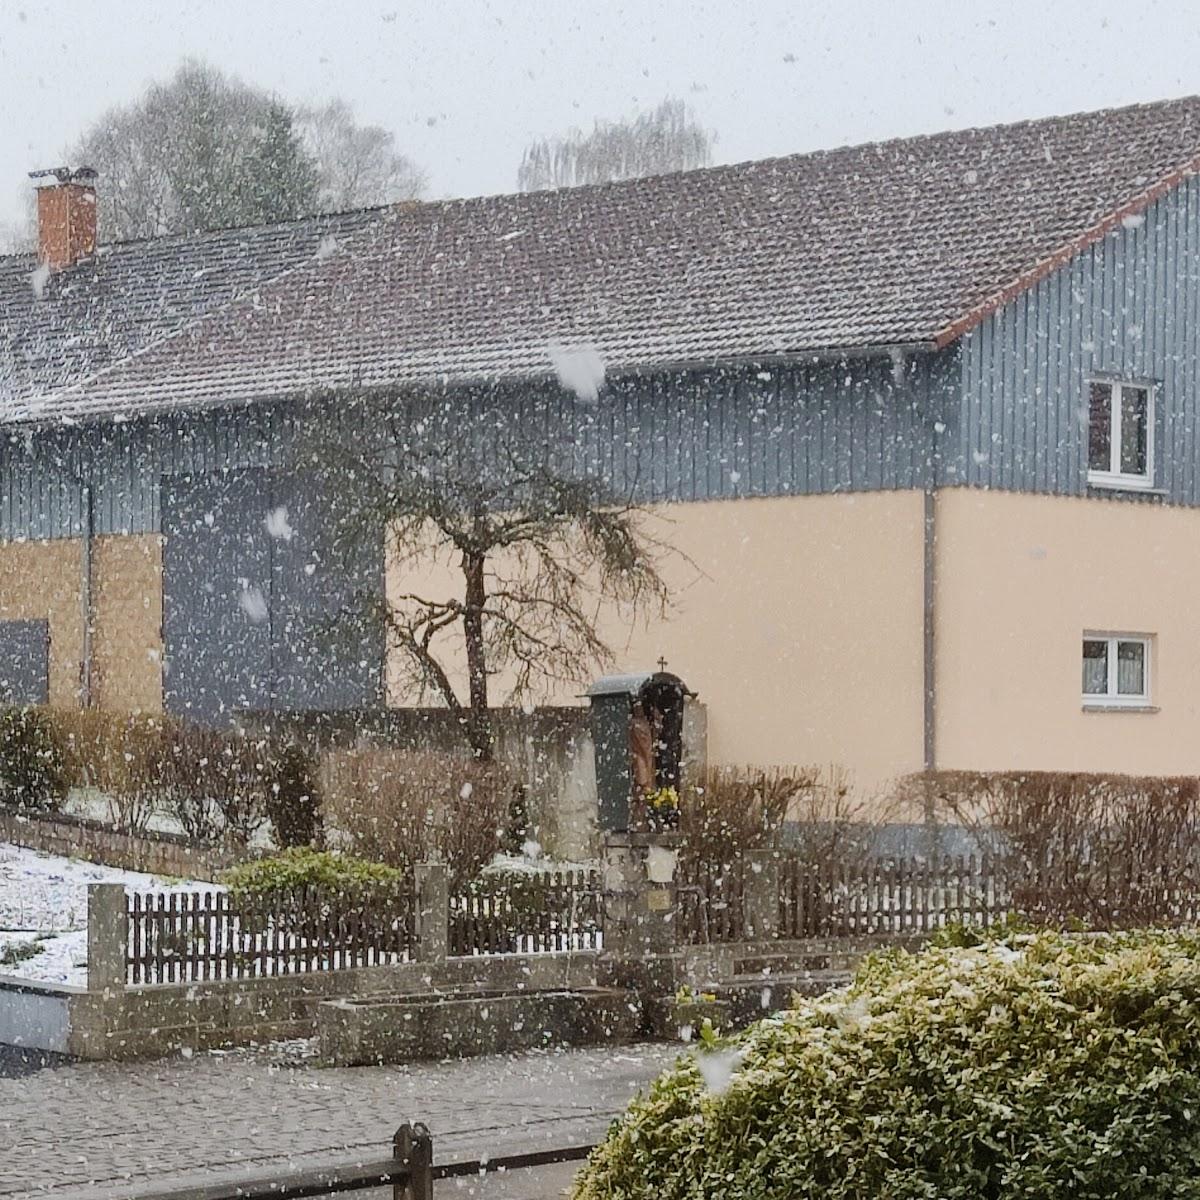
[447,870,601,956]
[126,884,416,984]
[124,854,1200,987]
[778,854,1000,939]
[677,856,748,944]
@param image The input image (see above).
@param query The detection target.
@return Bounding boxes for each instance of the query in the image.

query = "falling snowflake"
[238,585,268,624]
[548,340,606,403]
[29,263,50,300]
[696,1047,743,1095]
[264,505,294,541]
[314,235,340,261]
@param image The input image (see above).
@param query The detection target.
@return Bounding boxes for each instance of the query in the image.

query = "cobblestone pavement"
[342,1159,583,1200]
[0,1041,677,1200]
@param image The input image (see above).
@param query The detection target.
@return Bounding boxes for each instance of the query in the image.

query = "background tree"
[518,97,713,192]
[234,101,320,226]
[319,400,671,760]
[67,60,424,241]
[296,99,426,212]
[0,217,29,254]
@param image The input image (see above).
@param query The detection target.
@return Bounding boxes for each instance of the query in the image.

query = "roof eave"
[0,340,942,430]
[934,154,1200,349]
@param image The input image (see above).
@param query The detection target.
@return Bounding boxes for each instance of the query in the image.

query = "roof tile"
[6,95,1200,423]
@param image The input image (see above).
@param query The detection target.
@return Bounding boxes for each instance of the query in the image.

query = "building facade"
[5,98,1200,795]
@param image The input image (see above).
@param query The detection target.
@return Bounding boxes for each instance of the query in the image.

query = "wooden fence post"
[743,851,780,941]
[87,883,128,995]
[413,863,448,963]
[394,1122,433,1200]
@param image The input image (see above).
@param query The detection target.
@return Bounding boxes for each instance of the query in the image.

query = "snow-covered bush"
[0,707,66,813]
[575,929,1200,1200]
[221,847,405,902]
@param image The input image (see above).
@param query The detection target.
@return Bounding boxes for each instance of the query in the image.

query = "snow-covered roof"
[6,94,1200,426]
[585,673,654,698]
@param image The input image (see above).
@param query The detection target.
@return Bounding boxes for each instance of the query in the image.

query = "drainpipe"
[919,352,942,842]
[80,480,95,708]
[922,484,936,773]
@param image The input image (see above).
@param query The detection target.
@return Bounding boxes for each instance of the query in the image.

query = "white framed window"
[1082,633,1152,707]
[1087,379,1154,490]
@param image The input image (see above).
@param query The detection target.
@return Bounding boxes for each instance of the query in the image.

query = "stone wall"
[0,976,75,1054]
[69,952,601,1061]
[0,810,241,882]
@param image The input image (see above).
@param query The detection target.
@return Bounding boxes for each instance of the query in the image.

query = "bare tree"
[62,60,424,242]
[296,100,426,211]
[0,214,32,254]
[69,60,297,239]
[518,98,713,192]
[318,399,671,760]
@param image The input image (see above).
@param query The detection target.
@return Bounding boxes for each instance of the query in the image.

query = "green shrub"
[264,743,321,849]
[575,929,1200,1200]
[221,847,405,903]
[0,707,67,813]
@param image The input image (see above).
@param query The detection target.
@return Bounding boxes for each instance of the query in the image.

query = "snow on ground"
[483,842,596,876]
[0,843,220,987]
[63,788,273,847]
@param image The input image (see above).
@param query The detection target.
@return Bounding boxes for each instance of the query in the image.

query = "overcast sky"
[2,0,1200,235]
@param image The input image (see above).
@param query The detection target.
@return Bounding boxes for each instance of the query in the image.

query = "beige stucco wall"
[0,538,84,707]
[0,534,163,712]
[386,491,927,793]
[92,534,163,712]
[935,488,1200,775]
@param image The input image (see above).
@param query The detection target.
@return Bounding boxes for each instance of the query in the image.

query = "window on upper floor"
[1087,380,1153,490]
[1082,633,1152,708]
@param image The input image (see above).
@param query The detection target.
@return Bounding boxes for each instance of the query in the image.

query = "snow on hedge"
[575,929,1200,1199]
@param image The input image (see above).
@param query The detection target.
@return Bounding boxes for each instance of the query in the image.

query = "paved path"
[0,1041,676,1200]
[331,1159,583,1200]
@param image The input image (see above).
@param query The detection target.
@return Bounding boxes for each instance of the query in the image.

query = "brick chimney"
[29,166,98,271]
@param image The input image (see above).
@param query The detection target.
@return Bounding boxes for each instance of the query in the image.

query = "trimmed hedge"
[0,707,67,813]
[220,847,406,902]
[575,929,1200,1199]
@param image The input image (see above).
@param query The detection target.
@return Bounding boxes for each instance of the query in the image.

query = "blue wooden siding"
[0,355,942,542]
[8,172,1200,535]
[944,173,1200,502]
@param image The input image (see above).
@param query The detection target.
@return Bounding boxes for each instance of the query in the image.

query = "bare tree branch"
[313,394,675,759]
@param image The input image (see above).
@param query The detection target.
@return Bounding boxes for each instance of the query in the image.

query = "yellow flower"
[645,786,680,811]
